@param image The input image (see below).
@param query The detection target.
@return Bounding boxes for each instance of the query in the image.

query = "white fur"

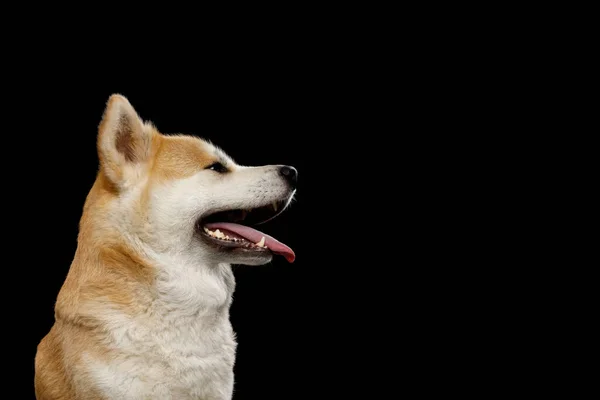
[84,259,236,399]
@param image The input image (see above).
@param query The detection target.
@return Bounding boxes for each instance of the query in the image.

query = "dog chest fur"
[82,261,237,399]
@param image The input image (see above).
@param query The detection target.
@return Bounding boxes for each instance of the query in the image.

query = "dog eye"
[206,162,228,173]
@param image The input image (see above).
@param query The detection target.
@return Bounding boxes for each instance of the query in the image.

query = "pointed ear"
[97,94,154,187]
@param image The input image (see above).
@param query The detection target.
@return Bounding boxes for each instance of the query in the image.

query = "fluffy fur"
[34,95,296,399]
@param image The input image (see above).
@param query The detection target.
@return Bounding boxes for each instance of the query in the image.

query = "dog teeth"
[204,227,265,246]
[272,202,278,212]
[204,227,247,243]
[205,228,226,239]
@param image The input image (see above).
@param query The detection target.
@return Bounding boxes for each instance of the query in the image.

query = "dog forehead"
[154,134,230,180]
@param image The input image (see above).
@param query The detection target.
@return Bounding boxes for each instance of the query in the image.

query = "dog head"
[88,94,296,266]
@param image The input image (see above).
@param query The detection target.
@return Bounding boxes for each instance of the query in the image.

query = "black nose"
[279,166,298,187]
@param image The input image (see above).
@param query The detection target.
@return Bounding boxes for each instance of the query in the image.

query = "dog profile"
[34,94,297,399]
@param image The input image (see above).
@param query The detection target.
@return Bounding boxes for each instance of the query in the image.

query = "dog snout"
[279,166,298,188]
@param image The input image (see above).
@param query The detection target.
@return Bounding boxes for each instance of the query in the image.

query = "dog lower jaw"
[198,231,274,265]
[211,249,274,266]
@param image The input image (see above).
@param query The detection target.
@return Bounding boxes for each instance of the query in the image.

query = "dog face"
[93,95,296,266]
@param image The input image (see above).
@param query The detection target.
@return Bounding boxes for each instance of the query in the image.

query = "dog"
[34,94,297,399]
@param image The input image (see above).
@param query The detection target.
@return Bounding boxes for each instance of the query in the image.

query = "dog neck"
[56,240,236,329]
[129,238,237,319]
[154,257,236,316]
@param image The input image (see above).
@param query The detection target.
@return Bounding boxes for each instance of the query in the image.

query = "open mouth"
[197,198,295,263]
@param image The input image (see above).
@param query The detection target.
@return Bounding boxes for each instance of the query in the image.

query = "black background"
[10,49,503,399]
[6,16,510,400]
[19,78,381,399]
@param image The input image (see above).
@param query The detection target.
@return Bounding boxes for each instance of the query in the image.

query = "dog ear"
[97,94,154,188]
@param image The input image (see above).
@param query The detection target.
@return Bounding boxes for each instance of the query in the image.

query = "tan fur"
[153,134,221,181]
[34,95,226,399]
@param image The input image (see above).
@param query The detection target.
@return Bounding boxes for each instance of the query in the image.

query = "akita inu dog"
[34,94,297,399]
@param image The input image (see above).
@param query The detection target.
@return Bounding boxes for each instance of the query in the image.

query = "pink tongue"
[204,222,295,263]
